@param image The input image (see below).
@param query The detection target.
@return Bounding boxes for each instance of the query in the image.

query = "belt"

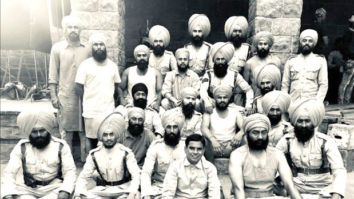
[296,167,330,175]
[97,178,128,186]
[245,189,273,198]
[33,178,56,186]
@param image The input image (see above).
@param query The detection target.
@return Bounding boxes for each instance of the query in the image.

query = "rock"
[254,17,272,33]
[327,124,354,150]
[256,0,282,18]
[71,0,99,12]
[283,0,303,18]
[99,0,118,12]
[272,36,292,53]
[271,18,300,36]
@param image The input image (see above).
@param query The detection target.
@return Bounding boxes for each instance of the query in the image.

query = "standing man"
[120,44,163,111]
[276,99,347,198]
[74,113,141,199]
[75,33,121,153]
[162,134,221,199]
[161,48,201,110]
[184,14,212,77]
[243,31,282,96]
[282,29,328,102]
[48,16,90,163]
[312,8,329,56]
[148,25,177,80]
[229,114,302,199]
[1,111,76,199]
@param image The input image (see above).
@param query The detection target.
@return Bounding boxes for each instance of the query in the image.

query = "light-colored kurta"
[268,120,293,147]
[170,107,202,138]
[184,42,211,77]
[149,50,177,78]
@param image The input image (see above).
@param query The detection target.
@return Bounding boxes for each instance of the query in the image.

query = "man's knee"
[161,98,171,110]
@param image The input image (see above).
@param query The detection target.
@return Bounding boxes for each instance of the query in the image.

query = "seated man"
[276,99,347,199]
[141,110,186,199]
[229,114,302,199]
[201,85,244,158]
[162,134,221,199]
[116,83,164,137]
[262,90,293,147]
[74,113,140,199]
[1,111,76,199]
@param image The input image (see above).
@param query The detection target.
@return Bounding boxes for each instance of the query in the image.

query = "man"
[243,31,282,96]
[75,33,121,153]
[201,85,244,158]
[48,16,90,162]
[282,29,328,102]
[117,107,156,167]
[262,90,293,147]
[200,42,253,113]
[184,14,212,77]
[148,25,177,80]
[1,111,76,199]
[74,113,141,199]
[251,63,281,114]
[312,8,329,56]
[120,44,163,110]
[116,83,164,137]
[276,99,347,198]
[162,134,221,199]
[161,48,201,110]
[229,114,302,199]
[141,109,186,199]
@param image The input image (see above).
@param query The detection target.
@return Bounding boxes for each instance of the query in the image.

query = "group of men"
[0,12,348,199]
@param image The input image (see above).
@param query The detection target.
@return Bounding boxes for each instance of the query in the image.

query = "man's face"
[177,52,189,73]
[213,53,228,78]
[101,131,117,149]
[152,38,165,56]
[214,53,227,65]
[185,141,205,165]
[191,26,203,46]
[133,91,147,109]
[164,122,181,146]
[256,40,270,58]
[260,79,274,95]
[128,114,145,136]
[136,52,149,63]
[247,127,268,150]
[182,96,196,119]
[29,125,51,149]
[267,105,282,126]
[315,12,326,23]
[215,94,229,111]
[64,23,81,42]
[92,42,107,62]
[294,115,315,143]
[299,37,315,55]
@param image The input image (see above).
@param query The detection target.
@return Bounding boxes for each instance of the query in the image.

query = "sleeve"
[141,143,158,197]
[192,73,201,93]
[74,152,98,196]
[75,61,87,85]
[235,74,253,108]
[59,142,77,194]
[207,163,221,199]
[316,58,328,102]
[113,64,121,84]
[170,55,178,72]
[161,72,173,97]
[161,161,179,199]
[194,116,202,135]
[200,73,210,100]
[275,136,288,153]
[325,138,347,197]
[281,60,291,93]
[0,142,23,197]
[125,149,141,193]
[48,44,60,84]
[152,112,165,137]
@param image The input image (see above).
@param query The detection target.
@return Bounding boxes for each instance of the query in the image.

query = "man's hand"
[231,133,243,146]
[57,191,70,199]
[331,193,342,199]
[204,100,214,114]
[120,97,128,106]
[51,96,60,109]
[211,139,222,154]
[245,107,256,116]
[127,192,140,199]
[170,97,181,107]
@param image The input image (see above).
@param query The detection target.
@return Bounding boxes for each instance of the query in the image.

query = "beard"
[191,36,203,47]
[257,48,270,58]
[268,113,282,126]
[300,45,313,55]
[182,102,195,119]
[231,36,242,48]
[153,45,165,56]
[260,86,274,95]
[68,32,80,42]
[177,63,188,73]
[294,125,315,143]
[92,48,107,62]
[164,132,181,147]
[29,133,51,149]
[213,63,228,78]
[134,98,147,109]
[216,101,228,111]
[247,134,268,150]
[137,60,148,71]
[103,139,117,149]
[128,121,144,137]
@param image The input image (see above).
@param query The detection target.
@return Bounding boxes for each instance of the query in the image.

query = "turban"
[253,31,274,47]
[17,110,57,136]
[89,33,106,45]
[134,44,150,59]
[210,42,235,63]
[213,85,233,98]
[61,15,83,29]
[127,107,145,120]
[181,87,198,99]
[224,16,249,40]
[242,113,271,133]
[149,25,171,47]
[254,64,281,90]
[300,29,318,46]
[97,112,126,140]
[188,14,211,38]
[288,99,325,127]
[315,8,326,16]
[175,48,190,59]
[162,109,185,130]
[132,83,148,96]
[262,91,291,115]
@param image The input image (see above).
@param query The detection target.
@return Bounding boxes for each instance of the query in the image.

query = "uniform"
[141,139,186,198]
[251,95,264,114]
[170,107,202,138]
[268,120,293,147]
[149,50,177,79]
[184,42,211,77]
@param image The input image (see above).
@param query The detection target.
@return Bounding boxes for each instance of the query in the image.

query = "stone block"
[107,48,119,65]
[272,36,292,53]
[248,1,257,22]
[291,36,299,53]
[271,18,300,36]
[283,0,303,18]
[71,0,99,12]
[254,17,272,33]
[0,112,18,127]
[214,158,229,175]
[256,0,282,18]
[1,142,17,163]
[0,127,24,139]
[327,124,354,150]
[118,0,126,16]
[99,0,118,12]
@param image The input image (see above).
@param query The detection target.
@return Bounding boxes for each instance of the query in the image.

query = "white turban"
[188,14,211,38]
[17,110,57,136]
[61,15,83,29]
[210,42,235,63]
[133,44,150,59]
[224,16,249,40]
[242,113,271,133]
[181,87,198,99]
[300,29,318,46]
[253,31,274,47]
[262,91,291,115]
[254,64,281,90]
[149,25,171,47]
[213,85,233,99]
[175,48,190,59]
[162,109,185,130]
[127,107,145,120]
[89,33,106,45]
[96,112,126,140]
[288,99,325,127]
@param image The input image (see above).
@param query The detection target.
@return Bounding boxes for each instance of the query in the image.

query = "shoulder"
[203,41,212,48]
[285,54,298,65]
[52,40,67,49]
[88,146,103,155]
[149,138,165,148]
[51,136,67,145]
[184,42,192,48]
[117,143,134,154]
[202,158,217,171]
[80,57,94,65]
[165,50,174,56]
[18,139,30,146]
[144,128,156,141]
[315,132,331,141]
[230,146,248,162]
[145,106,158,113]
[313,54,327,63]
[193,110,202,117]
[242,43,251,48]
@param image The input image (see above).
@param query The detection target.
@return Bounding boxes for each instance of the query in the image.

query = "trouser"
[60,130,86,163]
[338,68,354,103]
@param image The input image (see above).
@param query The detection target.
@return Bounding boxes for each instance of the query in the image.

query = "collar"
[63,40,85,48]
[176,69,191,76]
[183,157,204,169]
